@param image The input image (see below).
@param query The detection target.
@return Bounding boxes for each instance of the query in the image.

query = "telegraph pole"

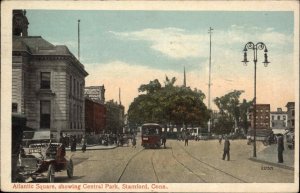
[208,27,213,133]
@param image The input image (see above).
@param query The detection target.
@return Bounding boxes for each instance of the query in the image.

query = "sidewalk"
[65,144,117,151]
[249,143,294,170]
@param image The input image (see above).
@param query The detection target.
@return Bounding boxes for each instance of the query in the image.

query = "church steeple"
[13,10,29,36]
[183,65,186,87]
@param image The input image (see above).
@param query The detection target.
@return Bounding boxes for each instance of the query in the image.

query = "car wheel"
[67,159,73,178]
[47,163,55,183]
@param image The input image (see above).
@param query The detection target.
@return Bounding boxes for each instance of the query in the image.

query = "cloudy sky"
[26,10,295,112]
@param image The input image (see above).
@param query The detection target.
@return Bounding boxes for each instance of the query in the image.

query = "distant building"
[84,85,105,104]
[12,10,88,140]
[286,102,295,131]
[105,100,125,134]
[270,108,287,129]
[85,97,106,134]
[248,104,270,129]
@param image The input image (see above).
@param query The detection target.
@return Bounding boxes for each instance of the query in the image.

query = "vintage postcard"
[1,0,299,192]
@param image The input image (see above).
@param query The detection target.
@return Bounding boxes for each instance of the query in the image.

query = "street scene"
[52,137,294,183]
[2,1,298,192]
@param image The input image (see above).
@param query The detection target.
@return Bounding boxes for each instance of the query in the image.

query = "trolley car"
[141,123,162,148]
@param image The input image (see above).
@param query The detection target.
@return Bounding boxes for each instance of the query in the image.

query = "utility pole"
[119,87,121,105]
[208,27,213,133]
[78,19,80,61]
[183,65,186,87]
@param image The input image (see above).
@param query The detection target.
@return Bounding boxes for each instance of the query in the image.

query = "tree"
[138,79,161,94]
[239,99,253,134]
[128,77,210,129]
[214,90,252,134]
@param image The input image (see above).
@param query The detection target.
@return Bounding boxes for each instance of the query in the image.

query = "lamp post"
[242,42,270,158]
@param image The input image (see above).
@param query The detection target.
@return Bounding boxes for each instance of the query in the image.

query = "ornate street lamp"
[242,42,270,157]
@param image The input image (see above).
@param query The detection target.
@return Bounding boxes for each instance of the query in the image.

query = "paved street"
[50,137,295,183]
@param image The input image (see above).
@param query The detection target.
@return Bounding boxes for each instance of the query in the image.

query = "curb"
[249,157,294,171]
[65,145,118,151]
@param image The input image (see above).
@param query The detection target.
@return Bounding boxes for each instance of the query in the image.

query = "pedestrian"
[161,133,167,149]
[277,134,284,163]
[71,135,77,152]
[219,135,223,144]
[222,136,230,161]
[81,135,87,153]
[184,133,189,146]
[132,136,136,148]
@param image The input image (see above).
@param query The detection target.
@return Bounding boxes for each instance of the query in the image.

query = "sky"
[26,10,295,112]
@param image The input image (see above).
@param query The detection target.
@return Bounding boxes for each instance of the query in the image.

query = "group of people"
[60,134,87,152]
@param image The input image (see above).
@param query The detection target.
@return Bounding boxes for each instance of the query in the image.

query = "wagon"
[18,142,73,182]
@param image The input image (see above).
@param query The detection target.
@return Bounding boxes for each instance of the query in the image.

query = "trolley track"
[176,143,247,183]
[151,151,159,183]
[117,148,144,182]
[117,148,159,183]
[171,148,207,182]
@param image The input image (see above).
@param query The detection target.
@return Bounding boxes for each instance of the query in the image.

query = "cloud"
[85,25,295,112]
[110,28,208,59]
[110,25,292,62]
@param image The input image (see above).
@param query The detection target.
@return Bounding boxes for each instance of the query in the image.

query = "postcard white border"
[1,0,299,192]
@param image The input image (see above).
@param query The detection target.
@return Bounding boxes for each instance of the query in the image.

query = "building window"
[69,75,72,96]
[73,78,76,95]
[266,116,269,119]
[283,122,286,127]
[277,115,280,120]
[292,120,294,126]
[40,100,51,129]
[292,110,295,116]
[272,122,275,127]
[272,115,274,120]
[12,103,18,112]
[40,72,50,89]
[283,115,286,120]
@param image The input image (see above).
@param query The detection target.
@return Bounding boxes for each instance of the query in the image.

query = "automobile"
[18,142,73,182]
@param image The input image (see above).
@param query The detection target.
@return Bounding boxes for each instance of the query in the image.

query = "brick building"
[12,10,88,140]
[248,104,270,129]
[85,97,106,134]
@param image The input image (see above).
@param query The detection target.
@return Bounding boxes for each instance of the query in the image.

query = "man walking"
[132,135,136,148]
[277,134,284,163]
[184,133,189,146]
[222,136,230,161]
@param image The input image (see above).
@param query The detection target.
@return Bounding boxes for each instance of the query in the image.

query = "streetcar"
[141,123,162,148]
